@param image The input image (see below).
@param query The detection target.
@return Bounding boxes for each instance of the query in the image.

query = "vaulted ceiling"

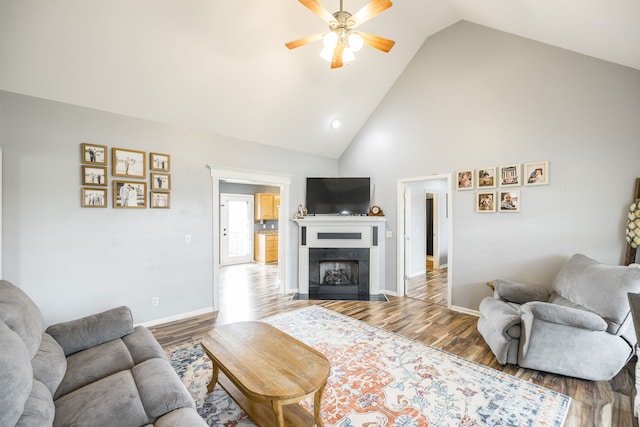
[1,1,638,158]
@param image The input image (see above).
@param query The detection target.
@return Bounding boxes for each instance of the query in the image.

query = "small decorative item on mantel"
[294,204,307,219]
[368,205,384,216]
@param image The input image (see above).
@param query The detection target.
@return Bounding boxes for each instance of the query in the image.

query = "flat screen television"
[306,177,370,216]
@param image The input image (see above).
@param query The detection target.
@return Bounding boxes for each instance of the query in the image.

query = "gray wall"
[0,90,338,325]
[340,21,640,311]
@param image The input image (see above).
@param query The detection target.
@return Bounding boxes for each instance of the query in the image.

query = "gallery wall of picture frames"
[456,161,549,214]
[80,143,171,209]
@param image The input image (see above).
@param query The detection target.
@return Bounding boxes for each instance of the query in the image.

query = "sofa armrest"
[521,301,608,331]
[45,306,134,356]
[493,279,550,304]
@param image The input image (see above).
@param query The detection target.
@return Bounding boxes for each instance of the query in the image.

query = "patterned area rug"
[165,306,570,426]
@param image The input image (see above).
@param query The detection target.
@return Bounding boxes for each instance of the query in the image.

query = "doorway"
[209,166,291,312]
[397,174,451,306]
[220,194,254,266]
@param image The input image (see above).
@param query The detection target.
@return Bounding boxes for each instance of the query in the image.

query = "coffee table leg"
[313,382,327,427]
[271,401,285,427]
[207,363,219,393]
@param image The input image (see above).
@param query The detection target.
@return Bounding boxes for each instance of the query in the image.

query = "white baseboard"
[136,306,214,328]
[450,305,480,317]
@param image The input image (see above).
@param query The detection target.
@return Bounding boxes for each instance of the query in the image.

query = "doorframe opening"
[396,173,452,306]
[220,193,255,266]
[209,166,291,312]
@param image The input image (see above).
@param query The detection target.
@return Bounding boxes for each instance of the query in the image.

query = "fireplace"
[309,248,369,295]
[294,216,386,300]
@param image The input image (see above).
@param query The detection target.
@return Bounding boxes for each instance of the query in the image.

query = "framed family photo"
[499,164,521,187]
[150,152,170,171]
[81,143,107,165]
[151,173,171,190]
[476,167,496,188]
[498,190,520,212]
[82,166,107,186]
[81,188,107,208]
[524,161,549,186]
[113,181,147,208]
[476,192,496,212]
[112,148,146,178]
[150,192,171,208]
[457,170,474,190]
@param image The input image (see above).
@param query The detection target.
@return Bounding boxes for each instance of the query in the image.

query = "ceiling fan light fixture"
[320,46,334,62]
[347,32,363,52]
[323,31,338,49]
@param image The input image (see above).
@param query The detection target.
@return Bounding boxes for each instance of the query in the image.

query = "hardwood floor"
[406,259,448,305]
[149,263,636,427]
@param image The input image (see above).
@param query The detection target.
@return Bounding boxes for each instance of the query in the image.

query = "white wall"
[0,91,338,325]
[340,21,640,310]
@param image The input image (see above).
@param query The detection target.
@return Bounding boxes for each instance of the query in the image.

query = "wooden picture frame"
[82,166,107,186]
[150,152,170,171]
[499,164,521,187]
[81,143,107,165]
[112,148,146,178]
[113,181,147,208]
[151,173,171,190]
[81,188,107,208]
[457,170,474,190]
[150,192,171,209]
[476,192,496,212]
[499,190,520,212]
[524,161,549,186]
[476,167,496,188]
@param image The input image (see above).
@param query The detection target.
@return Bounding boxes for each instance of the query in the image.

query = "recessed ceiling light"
[330,119,341,129]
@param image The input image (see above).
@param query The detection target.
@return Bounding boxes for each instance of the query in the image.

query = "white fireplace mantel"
[294,216,386,295]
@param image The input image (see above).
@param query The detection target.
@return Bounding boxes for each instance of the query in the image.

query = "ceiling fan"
[285,0,395,69]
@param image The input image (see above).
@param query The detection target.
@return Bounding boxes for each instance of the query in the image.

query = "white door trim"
[396,173,452,307]
[208,165,291,311]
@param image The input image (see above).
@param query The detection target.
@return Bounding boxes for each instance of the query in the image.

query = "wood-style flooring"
[149,263,636,427]
[406,259,448,305]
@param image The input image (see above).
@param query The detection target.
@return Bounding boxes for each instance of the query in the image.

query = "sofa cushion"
[132,358,195,420]
[152,408,208,427]
[0,280,43,358]
[552,254,640,334]
[123,326,167,364]
[54,338,135,399]
[15,379,55,427]
[32,332,67,396]
[0,321,33,427]
[54,370,150,427]
[46,306,134,356]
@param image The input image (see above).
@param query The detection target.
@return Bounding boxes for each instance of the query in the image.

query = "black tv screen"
[306,177,371,215]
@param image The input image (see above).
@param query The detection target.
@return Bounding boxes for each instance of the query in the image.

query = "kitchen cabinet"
[255,193,280,220]
[254,233,278,264]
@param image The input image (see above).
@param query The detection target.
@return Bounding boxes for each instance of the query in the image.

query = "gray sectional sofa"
[0,280,207,427]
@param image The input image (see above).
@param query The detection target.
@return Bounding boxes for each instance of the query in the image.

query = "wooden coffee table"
[201,321,330,427]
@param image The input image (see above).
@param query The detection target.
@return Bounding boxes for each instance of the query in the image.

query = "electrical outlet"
[151,297,159,307]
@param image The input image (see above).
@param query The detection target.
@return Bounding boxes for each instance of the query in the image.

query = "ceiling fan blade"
[285,33,323,50]
[351,0,393,28]
[359,32,395,52]
[299,0,335,24]
[331,43,345,69]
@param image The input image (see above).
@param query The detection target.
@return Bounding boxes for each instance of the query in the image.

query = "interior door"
[221,194,254,266]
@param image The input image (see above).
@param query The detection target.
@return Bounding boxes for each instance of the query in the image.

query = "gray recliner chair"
[477,254,640,381]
